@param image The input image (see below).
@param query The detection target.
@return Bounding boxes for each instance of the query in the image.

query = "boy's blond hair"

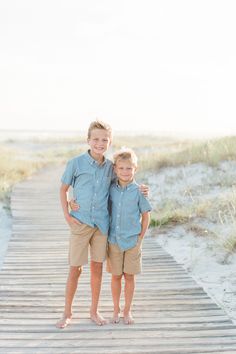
[113,148,138,167]
[87,120,112,139]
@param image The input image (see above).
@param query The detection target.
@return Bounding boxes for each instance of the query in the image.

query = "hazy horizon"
[0,128,234,141]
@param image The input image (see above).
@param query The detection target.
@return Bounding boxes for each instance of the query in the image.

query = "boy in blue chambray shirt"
[107,148,152,325]
[56,120,114,328]
[56,121,148,329]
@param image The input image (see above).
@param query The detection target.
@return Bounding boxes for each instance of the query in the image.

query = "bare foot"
[90,312,108,326]
[111,312,121,324]
[56,314,72,329]
[123,312,134,325]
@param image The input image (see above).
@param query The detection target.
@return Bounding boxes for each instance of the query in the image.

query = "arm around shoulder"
[139,183,149,198]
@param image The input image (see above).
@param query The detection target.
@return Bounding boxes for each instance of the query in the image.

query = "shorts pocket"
[70,222,86,235]
[136,236,143,249]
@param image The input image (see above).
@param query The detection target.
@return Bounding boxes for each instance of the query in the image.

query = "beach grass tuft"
[138,136,236,171]
[0,144,82,203]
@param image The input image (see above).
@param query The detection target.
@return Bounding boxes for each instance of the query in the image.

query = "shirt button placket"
[92,171,98,225]
[118,191,123,244]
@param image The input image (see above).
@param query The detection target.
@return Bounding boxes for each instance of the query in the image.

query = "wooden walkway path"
[1,166,236,354]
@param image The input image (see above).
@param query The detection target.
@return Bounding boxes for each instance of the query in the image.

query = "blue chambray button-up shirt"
[108,180,152,251]
[61,151,115,235]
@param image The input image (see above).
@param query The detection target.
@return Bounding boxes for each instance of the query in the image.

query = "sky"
[0,0,236,136]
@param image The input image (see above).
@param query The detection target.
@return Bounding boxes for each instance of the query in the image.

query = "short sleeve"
[61,158,76,186]
[138,192,152,214]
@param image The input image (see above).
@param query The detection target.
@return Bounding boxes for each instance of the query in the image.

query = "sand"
[146,161,236,324]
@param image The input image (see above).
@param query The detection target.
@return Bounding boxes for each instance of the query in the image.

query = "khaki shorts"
[69,223,107,266]
[106,236,143,275]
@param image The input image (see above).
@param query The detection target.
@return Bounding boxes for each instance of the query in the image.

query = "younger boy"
[107,149,151,325]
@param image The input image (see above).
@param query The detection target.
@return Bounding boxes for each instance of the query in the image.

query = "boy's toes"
[56,315,72,329]
[111,312,121,324]
[90,312,108,326]
[123,312,134,325]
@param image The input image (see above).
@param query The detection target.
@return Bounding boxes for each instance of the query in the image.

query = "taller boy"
[56,121,114,328]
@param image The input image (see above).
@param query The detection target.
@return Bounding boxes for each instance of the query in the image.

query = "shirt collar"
[115,179,136,191]
[85,150,107,166]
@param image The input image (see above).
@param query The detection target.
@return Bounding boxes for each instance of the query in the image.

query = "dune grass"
[150,202,192,228]
[220,234,236,256]
[0,146,43,203]
[215,190,236,256]
[0,144,82,204]
[150,199,214,228]
[138,136,236,172]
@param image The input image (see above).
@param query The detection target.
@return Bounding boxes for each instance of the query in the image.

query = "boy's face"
[114,159,136,185]
[87,129,111,157]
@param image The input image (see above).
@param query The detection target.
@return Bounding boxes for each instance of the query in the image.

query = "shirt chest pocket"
[125,198,140,215]
[73,171,94,187]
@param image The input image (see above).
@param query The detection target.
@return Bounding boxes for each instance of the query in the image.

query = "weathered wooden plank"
[0,314,229,324]
[2,328,236,340]
[2,347,236,354]
[1,337,236,348]
[0,308,226,317]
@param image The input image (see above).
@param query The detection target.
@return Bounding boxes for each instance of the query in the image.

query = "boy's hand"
[65,214,82,226]
[69,199,80,211]
[139,184,149,197]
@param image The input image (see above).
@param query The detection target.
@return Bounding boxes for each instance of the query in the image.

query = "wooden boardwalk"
[1,166,236,354]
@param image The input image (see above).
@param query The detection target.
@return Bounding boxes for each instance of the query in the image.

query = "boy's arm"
[139,211,150,239]
[60,184,81,225]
